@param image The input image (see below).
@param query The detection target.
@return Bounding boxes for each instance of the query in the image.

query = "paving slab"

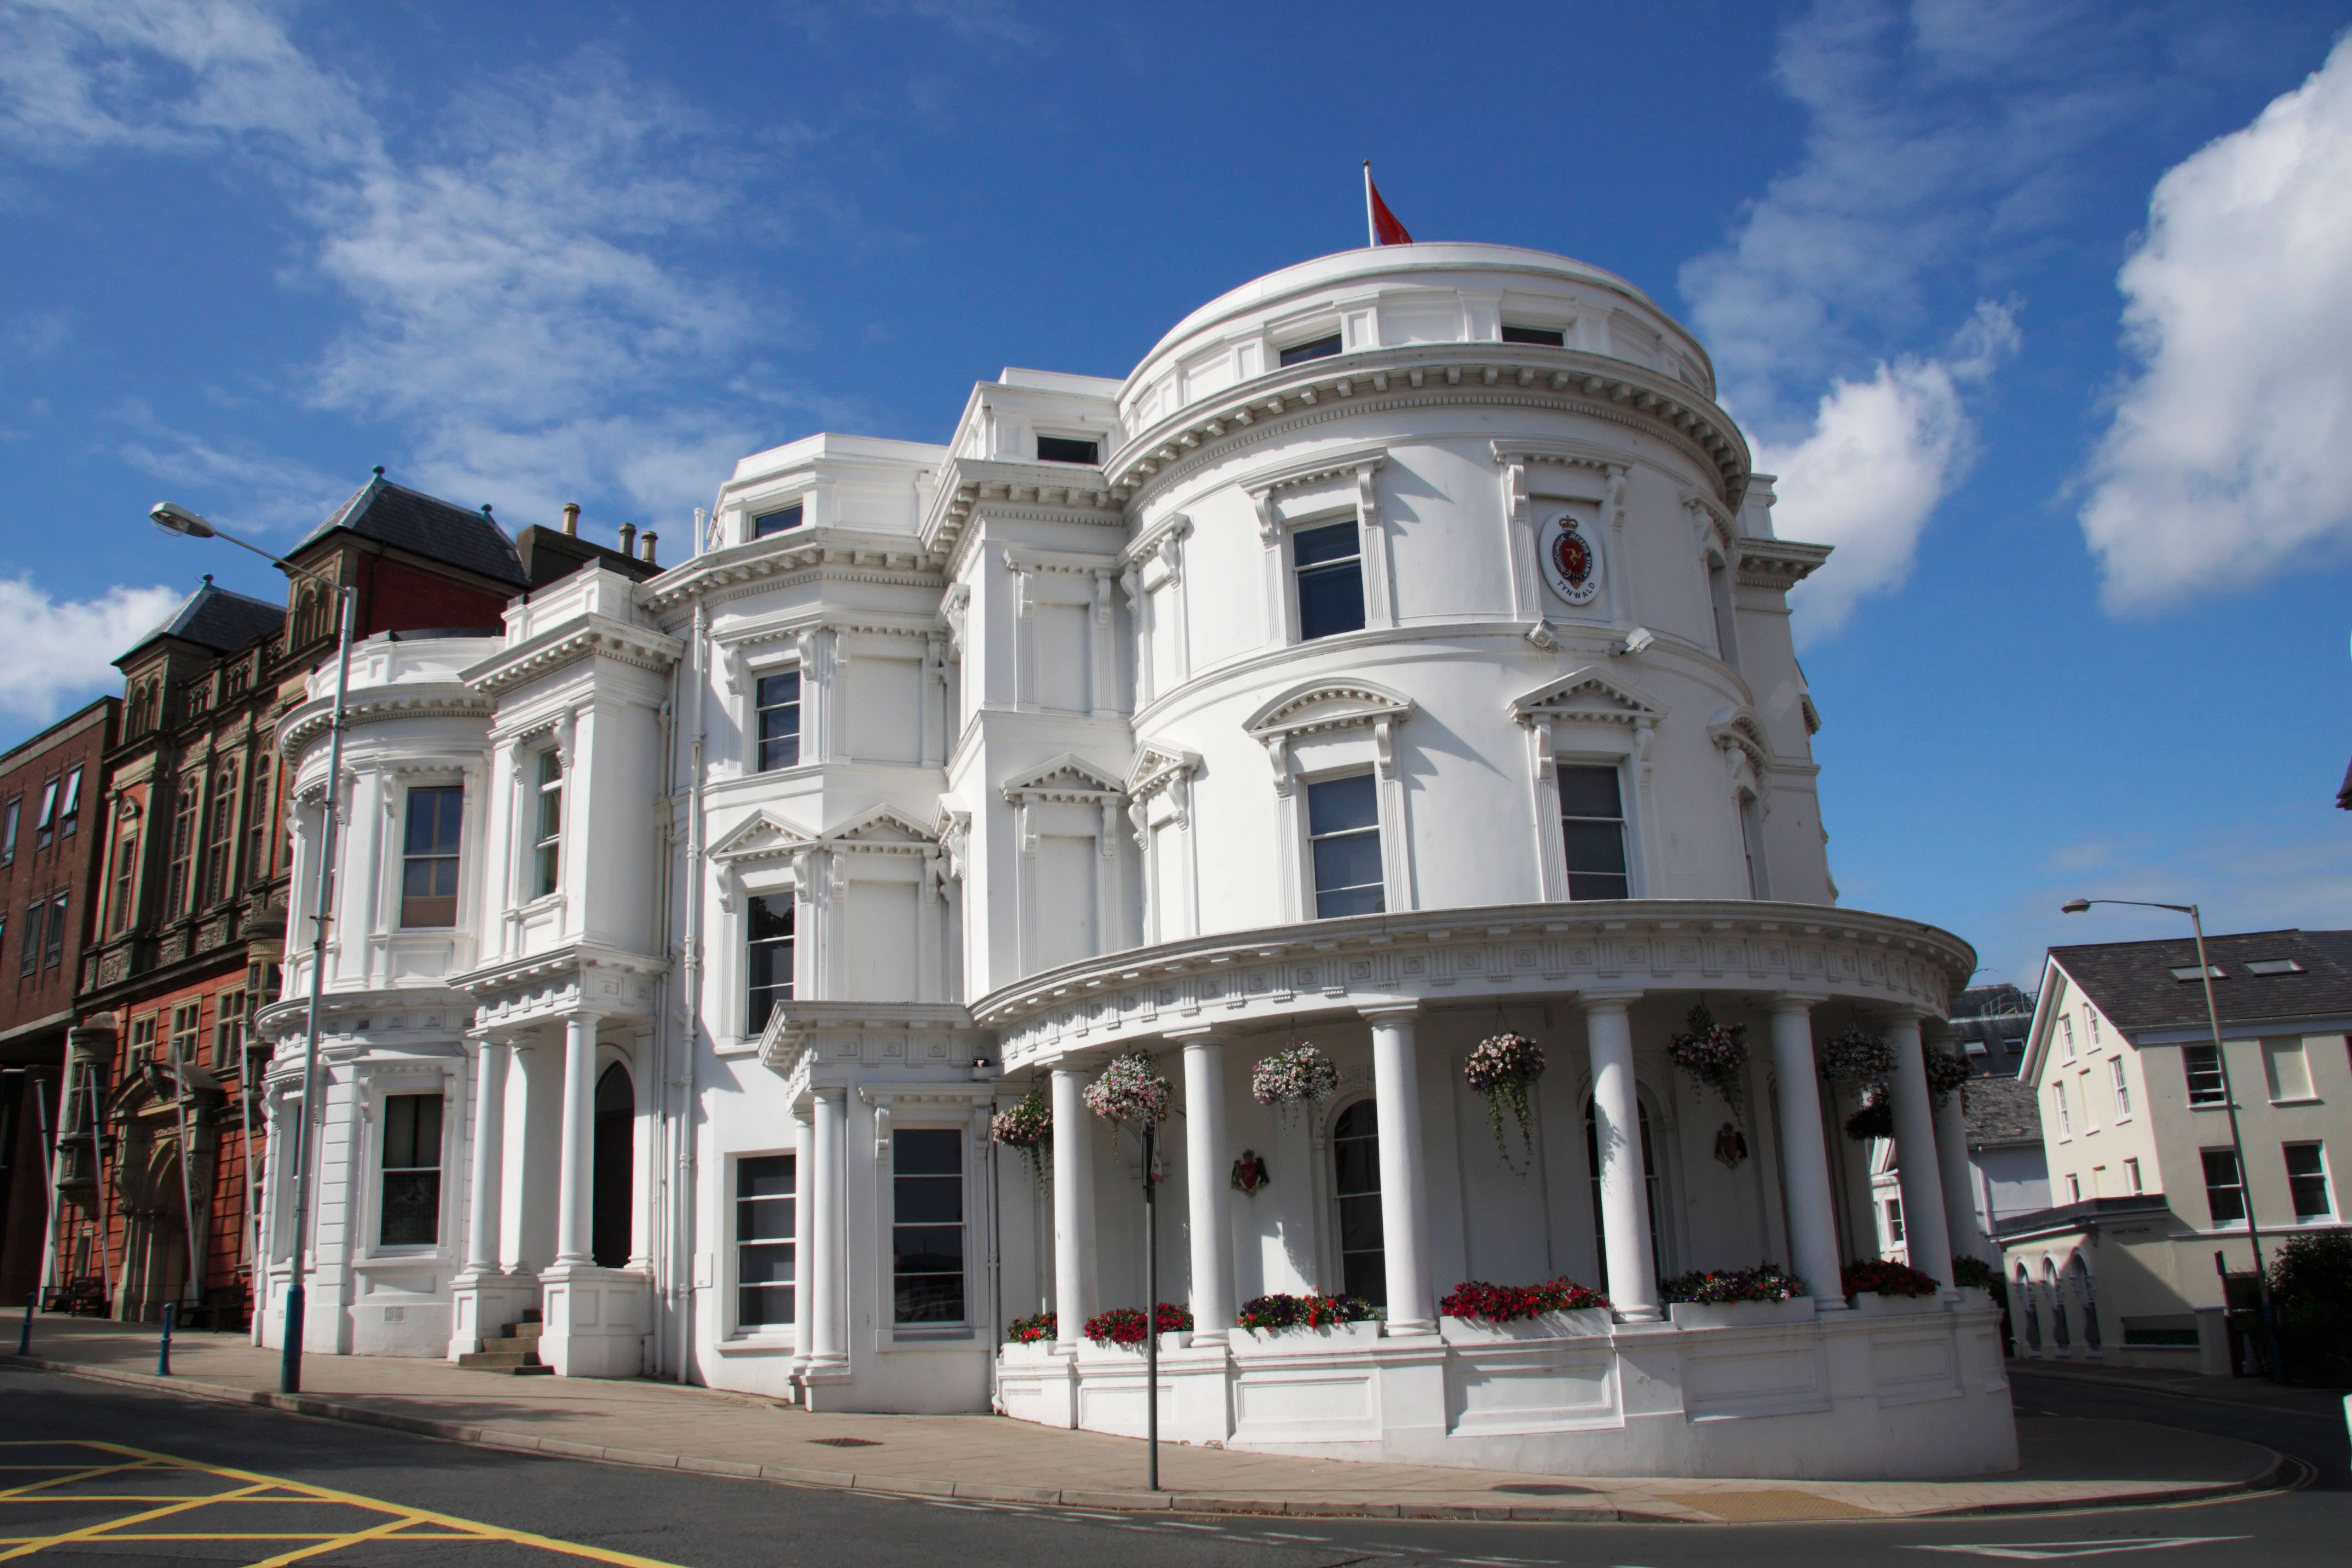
[6,1317,2288,1524]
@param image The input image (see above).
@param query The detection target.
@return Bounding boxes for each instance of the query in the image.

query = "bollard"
[158,1301,175,1377]
[17,1292,31,1357]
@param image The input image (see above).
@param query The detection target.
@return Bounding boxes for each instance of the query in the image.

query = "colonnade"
[452,1012,606,1287]
[1027,995,1968,1345]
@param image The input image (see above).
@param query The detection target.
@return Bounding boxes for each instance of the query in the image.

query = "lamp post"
[2060,896,2283,1381]
[149,502,355,1394]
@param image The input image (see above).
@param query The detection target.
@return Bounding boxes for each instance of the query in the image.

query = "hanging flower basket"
[1844,1084,1894,1141]
[1819,1028,1894,1087]
[989,1085,1052,1185]
[1083,1052,1170,1151]
[1250,1044,1339,1125]
[1924,1046,1972,1107]
[1463,1032,1546,1168]
[1667,1004,1749,1121]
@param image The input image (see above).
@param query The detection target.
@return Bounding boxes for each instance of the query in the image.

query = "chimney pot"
[617,522,637,558]
[561,502,580,537]
[641,531,658,566]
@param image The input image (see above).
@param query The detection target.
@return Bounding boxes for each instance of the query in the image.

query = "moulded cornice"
[1488,437,1633,475]
[1001,752,1125,803]
[1125,742,1200,803]
[1509,667,1665,728]
[708,809,817,868]
[921,456,1126,572]
[1707,704,1772,773]
[460,614,684,698]
[759,999,992,1103]
[276,685,494,760]
[1244,679,1416,742]
[822,802,939,853]
[1108,344,1750,515]
[1735,537,1833,591]
[640,528,945,617]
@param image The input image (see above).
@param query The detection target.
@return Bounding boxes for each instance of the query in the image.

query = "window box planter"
[1666,1296,1817,1330]
[1438,1308,1613,1345]
[997,1338,1064,1364]
[1850,1290,1946,1318]
[1233,1319,1385,1354]
[1952,1285,1995,1315]
[1080,1331,1191,1356]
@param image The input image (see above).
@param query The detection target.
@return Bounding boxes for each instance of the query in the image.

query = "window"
[0,914,7,971]
[17,901,40,978]
[399,786,463,928]
[128,1014,155,1065]
[746,895,794,1035]
[1333,1099,1384,1304]
[531,750,563,899]
[736,1154,795,1328]
[2124,1157,2143,1194]
[199,761,238,907]
[0,798,17,864]
[379,1094,443,1246]
[2079,1070,2098,1132]
[1883,1197,1905,1243]
[2245,958,2305,976]
[752,503,804,538]
[2262,1038,2314,1102]
[1585,1097,1664,1290]
[2059,1016,2075,1059]
[1737,792,1769,899]
[755,671,802,771]
[111,834,136,933]
[164,774,200,917]
[1306,774,1383,919]
[213,990,244,1070]
[2087,1010,2100,1044]
[168,1002,200,1063]
[44,892,66,968]
[892,1128,964,1324]
[2001,1036,2025,1060]
[1558,764,1629,900]
[1500,323,1566,346]
[245,757,273,882]
[34,779,58,848]
[2065,1173,2082,1203]
[1036,435,1100,464]
[1292,520,1364,641]
[2109,1057,2132,1120]
[2201,1148,2246,1228]
[1278,332,1342,367]
[2183,1044,2228,1107]
[2053,1081,2072,1138]
[2169,964,2224,982]
[2284,1143,2333,1220]
[1707,558,1740,667]
[58,767,81,837]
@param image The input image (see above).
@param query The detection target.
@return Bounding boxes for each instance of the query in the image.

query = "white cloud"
[0,577,182,721]
[2078,34,2352,611]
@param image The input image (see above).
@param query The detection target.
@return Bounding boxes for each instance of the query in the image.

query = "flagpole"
[1363,160,1377,248]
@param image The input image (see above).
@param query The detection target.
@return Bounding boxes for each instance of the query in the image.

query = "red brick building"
[0,698,117,1311]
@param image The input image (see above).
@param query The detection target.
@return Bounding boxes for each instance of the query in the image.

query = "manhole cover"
[808,1437,882,1448]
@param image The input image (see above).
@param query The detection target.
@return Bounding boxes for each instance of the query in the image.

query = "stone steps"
[458,1311,552,1375]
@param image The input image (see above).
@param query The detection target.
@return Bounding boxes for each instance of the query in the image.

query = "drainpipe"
[675,596,709,1383]
[646,695,675,1375]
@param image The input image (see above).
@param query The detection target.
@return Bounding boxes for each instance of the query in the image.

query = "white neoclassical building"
[253,243,2012,1480]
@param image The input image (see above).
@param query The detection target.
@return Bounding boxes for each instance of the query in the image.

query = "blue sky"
[4,0,2350,988]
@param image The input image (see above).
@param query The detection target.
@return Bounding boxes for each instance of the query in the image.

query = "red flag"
[1364,163,1413,247]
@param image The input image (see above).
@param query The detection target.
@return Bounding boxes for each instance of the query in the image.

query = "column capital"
[1768,991,1829,1015]
[1577,987,1645,1011]
[1356,1001,1421,1022]
[1163,1025,1227,1045]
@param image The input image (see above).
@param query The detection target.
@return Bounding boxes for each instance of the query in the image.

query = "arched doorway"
[2017,1261,2041,1351]
[2045,1257,2069,1350]
[592,1064,633,1269]
[1585,1095,1662,1294]
[2069,1252,2100,1353]
[1331,1099,1384,1304]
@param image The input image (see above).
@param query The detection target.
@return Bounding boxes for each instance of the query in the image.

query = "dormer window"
[1278,332,1343,367]
[1036,435,1100,464]
[752,504,804,539]
[1501,324,1566,346]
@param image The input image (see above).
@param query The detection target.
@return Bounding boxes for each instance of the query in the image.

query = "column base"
[1382,1318,1439,1337]
[1613,1307,1666,1324]
[537,1264,651,1377]
[448,1269,541,1361]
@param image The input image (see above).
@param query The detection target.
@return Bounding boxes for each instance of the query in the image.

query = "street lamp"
[2060,896,2284,1381]
[149,502,355,1394]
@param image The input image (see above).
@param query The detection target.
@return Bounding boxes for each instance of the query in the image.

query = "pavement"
[4,1317,2296,1525]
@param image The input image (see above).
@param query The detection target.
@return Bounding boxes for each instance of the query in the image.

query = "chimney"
[617,521,637,558]
[641,531,658,566]
[561,502,580,537]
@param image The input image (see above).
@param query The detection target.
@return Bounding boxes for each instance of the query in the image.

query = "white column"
[463,1040,509,1275]
[1050,1066,1096,1350]
[808,1088,847,1371]
[1935,1076,1984,1264]
[1586,995,1660,1321]
[1363,1005,1435,1334]
[1887,1011,1956,1292]
[1176,1032,1233,1344]
[1767,998,1848,1311]
[554,1014,597,1266]
[790,1108,814,1381]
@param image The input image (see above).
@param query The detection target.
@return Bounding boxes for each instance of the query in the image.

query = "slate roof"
[295,470,527,587]
[118,577,286,665]
[1960,1076,2041,1147]
[2050,928,2352,1034]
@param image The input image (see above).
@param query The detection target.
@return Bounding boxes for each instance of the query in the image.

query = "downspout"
[647,694,675,1375]
[33,1069,58,1303]
[676,595,709,1383]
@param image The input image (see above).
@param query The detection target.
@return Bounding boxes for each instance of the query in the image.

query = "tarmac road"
[1,1364,2344,1567]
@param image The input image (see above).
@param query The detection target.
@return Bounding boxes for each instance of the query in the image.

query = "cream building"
[251,243,2012,1479]
[2001,929,2352,1371]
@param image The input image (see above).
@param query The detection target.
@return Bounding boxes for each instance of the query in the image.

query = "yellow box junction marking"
[0,1441,689,1565]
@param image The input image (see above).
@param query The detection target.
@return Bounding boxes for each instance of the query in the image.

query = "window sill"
[890,1326,974,1343]
[714,1332,797,1355]
[2268,1097,2323,1108]
[715,1036,761,1059]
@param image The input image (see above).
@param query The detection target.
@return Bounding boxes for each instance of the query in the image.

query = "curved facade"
[253,244,2012,1478]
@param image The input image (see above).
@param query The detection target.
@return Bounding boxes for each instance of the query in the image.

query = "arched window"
[1332,1099,1384,1304]
[592,1064,634,1268]
[2017,1261,2041,1351]
[2045,1257,2069,1349]
[2069,1253,2100,1352]
[1586,1094,1663,1291]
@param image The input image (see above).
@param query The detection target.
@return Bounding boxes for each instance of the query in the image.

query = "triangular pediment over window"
[1244,679,1415,742]
[708,810,817,867]
[1126,742,1201,802]
[1000,753,1125,802]
[1508,666,1665,728]
[822,803,938,849]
